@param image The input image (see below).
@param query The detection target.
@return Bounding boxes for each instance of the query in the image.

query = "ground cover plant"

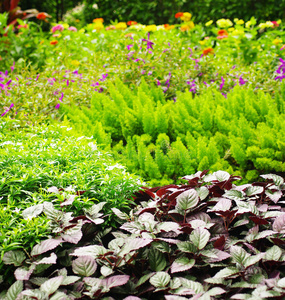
[1,170,285,299]
[0,121,142,284]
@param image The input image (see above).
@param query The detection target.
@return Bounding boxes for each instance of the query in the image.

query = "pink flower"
[68,26,77,32]
[51,24,64,33]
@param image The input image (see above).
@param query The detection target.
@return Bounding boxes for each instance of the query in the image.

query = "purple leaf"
[14,266,35,280]
[3,250,26,266]
[40,276,64,294]
[272,213,285,233]
[171,257,195,273]
[60,194,76,207]
[72,256,97,276]
[118,238,152,256]
[31,238,63,256]
[61,230,83,244]
[210,198,231,212]
[102,275,130,289]
[123,297,142,300]
[34,252,57,265]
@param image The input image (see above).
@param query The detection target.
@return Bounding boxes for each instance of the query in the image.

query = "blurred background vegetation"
[18,0,285,26]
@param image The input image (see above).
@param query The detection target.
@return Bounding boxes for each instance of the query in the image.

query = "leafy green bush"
[0,121,142,264]
[61,79,285,186]
[1,170,285,298]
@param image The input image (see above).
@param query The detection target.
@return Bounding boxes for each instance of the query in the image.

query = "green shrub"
[0,121,142,262]
[62,79,285,186]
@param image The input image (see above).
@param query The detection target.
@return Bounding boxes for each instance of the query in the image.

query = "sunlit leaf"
[72,256,97,276]
[149,272,171,287]
[190,228,210,250]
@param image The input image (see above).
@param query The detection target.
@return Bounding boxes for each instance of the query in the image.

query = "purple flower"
[239,76,247,85]
[157,79,161,86]
[55,103,60,109]
[126,44,133,51]
[36,74,40,81]
[219,76,225,91]
[142,32,154,50]
[148,71,153,76]
[59,92,64,101]
[1,103,14,117]
[66,79,69,86]
[11,62,15,72]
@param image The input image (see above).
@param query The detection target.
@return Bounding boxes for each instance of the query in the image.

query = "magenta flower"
[142,32,154,50]
[1,103,14,117]
[219,76,225,90]
[55,103,60,109]
[51,24,64,33]
[59,92,64,101]
[126,44,133,51]
[68,26,77,32]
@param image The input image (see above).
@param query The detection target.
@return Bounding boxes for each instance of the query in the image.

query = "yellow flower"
[180,21,195,32]
[40,40,44,45]
[277,19,282,24]
[228,27,234,32]
[93,22,104,30]
[145,24,157,31]
[273,38,282,45]
[231,29,244,36]
[75,19,80,22]
[205,20,213,26]
[180,12,192,22]
[259,21,274,29]
[115,22,127,30]
[79,28,85,33]
[71,60,80,66]
[245,21,252,28]
[216,18,233,28]
[199,40,206,45]
[236,19,244,25]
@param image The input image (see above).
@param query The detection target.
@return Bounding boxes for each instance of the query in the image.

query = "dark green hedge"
[20,0,285,25]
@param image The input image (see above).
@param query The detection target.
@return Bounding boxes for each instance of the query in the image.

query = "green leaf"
[176,189,199,211]
[245,186,264,196]
[197,186,209,201]
[261,174,284,186]
[152,241,170,253]
[179,278,204,294]
[244,253,264,268]
[72,256,97,276]
[213,267,240,278]
[40,276,64,295]
[190,228,210,250]
[149,272,171,288]
[50,291,71,300]
[149,247,167,271]
[223,190,244,200]
[230,246,250,265]
[135,272,155,288]
[171,257,195,273]
[6,281,23,300]
[265,245,282,261]
[177,241,197,253]
[3,250,26,266]
[277,277,285,288]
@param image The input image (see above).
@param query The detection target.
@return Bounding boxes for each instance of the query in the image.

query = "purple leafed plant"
[1,171,285,299]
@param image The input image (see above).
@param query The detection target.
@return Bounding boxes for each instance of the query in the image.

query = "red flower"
[50,40,58,45]
[175,12,184,18]
[127,21,137,26]
[271,21,279,27]
[37,12,48,20]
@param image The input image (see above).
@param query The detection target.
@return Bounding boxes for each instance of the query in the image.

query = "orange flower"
[50,40,58,45]
[175,12,184,18]
[127,21,137,26]
[202,47,214,55]
[37,12,48,20]
[93,18,104,23]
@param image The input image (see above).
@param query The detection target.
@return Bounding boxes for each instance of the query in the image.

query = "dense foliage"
[0,122,142,272]
[1,171,285,299]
